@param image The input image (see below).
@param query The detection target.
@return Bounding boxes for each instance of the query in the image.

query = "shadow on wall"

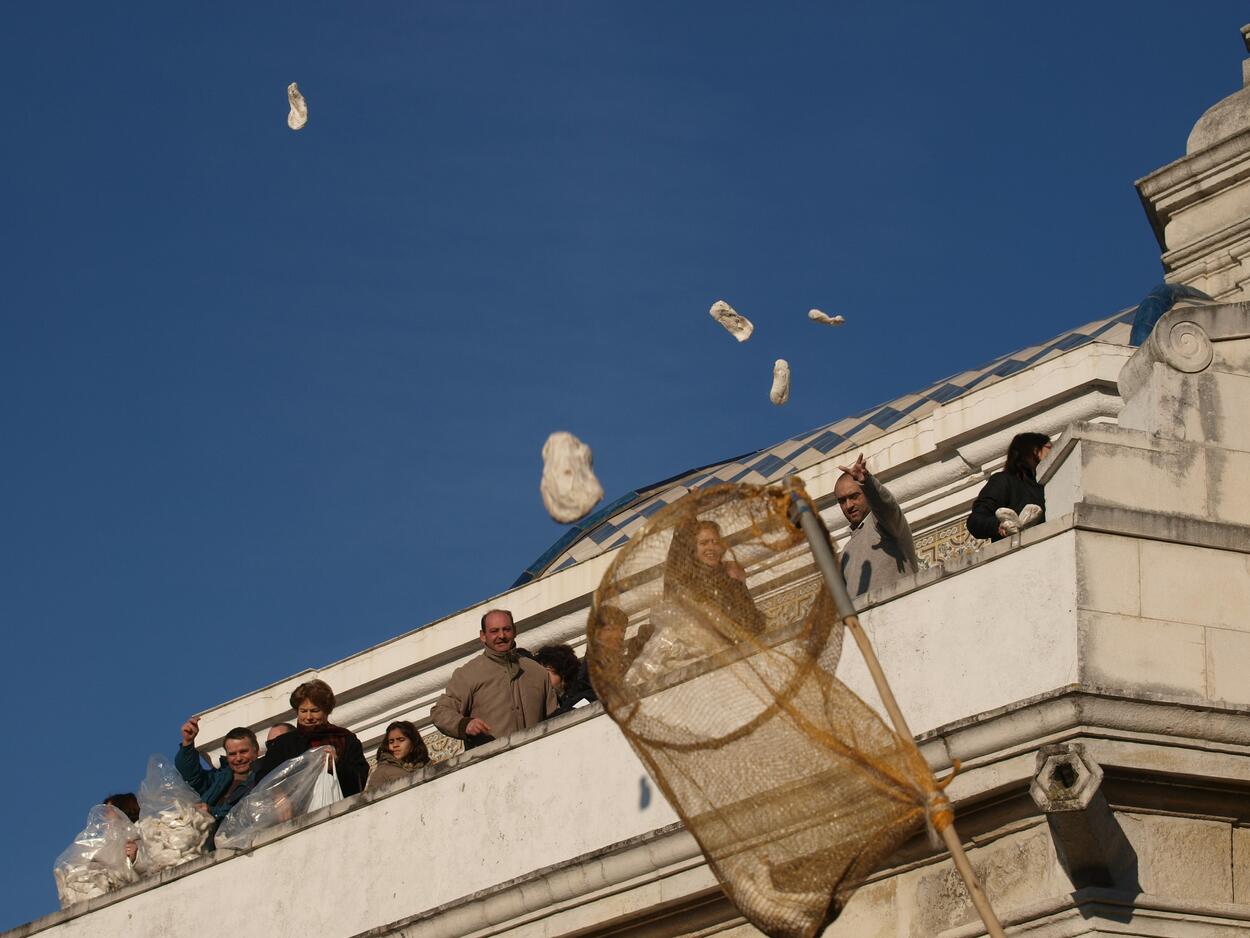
[1031,743,1141,922]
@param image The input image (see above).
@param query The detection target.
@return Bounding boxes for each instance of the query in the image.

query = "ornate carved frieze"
[424,731,464,764]
[914,518,987,569]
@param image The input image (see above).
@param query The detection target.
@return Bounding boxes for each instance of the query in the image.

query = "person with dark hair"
[833,453,919,597]
[252,679,370,796]
[101,794,143,865]
[365,721,431,792]
[174,717,261,824]
[534,644,597,714]
[431,609,557,750]
[967,432,1052,541]
[102,793,140,824]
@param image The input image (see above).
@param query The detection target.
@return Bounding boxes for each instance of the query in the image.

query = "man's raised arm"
[860,471,909,540]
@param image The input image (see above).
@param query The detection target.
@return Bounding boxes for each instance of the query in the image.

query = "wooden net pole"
[789,491,1008,938]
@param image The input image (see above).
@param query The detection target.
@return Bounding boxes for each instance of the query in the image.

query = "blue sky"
[1,2,1245,927]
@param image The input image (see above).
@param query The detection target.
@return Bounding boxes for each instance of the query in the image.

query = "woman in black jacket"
[252,679,371,797]
[967,432,1052,541]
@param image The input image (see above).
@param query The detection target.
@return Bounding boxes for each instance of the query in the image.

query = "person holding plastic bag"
[174,717,260,825]
[53,804,140,907]
[100,795,141,865]
[252,679,369,797]
[215,745,342,849]
[134,755,215,873]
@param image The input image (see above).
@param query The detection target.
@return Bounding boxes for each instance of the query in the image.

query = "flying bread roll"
[287,82,308,130]
[808,309,845,326]
[709,300,754,342]
[769,359,791,406]
[541,431,605,523]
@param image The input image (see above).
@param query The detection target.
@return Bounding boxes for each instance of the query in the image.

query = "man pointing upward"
[833,453,919,597]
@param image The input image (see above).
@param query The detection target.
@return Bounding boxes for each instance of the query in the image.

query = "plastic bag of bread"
[216,747,336,850]
[53,804,140,908]
[135,755,215,871]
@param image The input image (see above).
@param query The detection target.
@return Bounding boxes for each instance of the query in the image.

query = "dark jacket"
[174,744,256,821]
[967,471,1046,541]
[555,660,598,715]
[253,722,370,797]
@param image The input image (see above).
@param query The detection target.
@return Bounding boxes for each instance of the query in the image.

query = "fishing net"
[587,481,950,938]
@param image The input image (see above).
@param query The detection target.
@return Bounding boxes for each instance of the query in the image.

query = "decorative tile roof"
[513,307,1136,586]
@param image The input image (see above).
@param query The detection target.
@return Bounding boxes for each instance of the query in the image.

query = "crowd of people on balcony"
[89,616,598,874]
[74,437,1047,895]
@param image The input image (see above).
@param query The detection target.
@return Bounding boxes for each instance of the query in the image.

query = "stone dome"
[1187,28,1250,154]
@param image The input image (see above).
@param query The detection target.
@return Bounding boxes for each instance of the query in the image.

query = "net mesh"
[587,481,943,938]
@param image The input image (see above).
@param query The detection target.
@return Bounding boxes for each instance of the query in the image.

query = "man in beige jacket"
[432,609,558,749]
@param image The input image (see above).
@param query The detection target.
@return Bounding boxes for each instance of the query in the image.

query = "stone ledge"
[941,886,1250,938]
[6,704,607,938]
[1074,502,1250,555]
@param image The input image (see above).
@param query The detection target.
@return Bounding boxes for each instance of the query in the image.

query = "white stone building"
[10,26,1250,938]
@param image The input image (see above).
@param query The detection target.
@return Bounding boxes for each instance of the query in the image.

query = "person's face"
[296,700,328,728]
[386,730,413,761]
[835,478,868,526]
[1031,441,1053,468]
[695,526,726,568]
[480,612,516,653]
[224,737,259,777]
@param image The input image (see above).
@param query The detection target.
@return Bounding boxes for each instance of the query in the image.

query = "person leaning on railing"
[833,453,919,597]
[174,718,260,825]
[966,433,1052,542]
[534,643,598,714]
[252,679,370,797]
[431,609,557,750]
[365,720,430,792]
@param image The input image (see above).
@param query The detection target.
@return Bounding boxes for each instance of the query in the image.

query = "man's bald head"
[480,609,517,654]
[834,473,869,527]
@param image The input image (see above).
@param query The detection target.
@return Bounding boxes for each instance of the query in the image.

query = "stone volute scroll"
[1151,316,1214,374]
[1117,300,1250,447]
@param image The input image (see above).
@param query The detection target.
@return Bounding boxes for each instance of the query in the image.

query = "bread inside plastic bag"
[216,747,336,850]
[135,755,215,871]
[53,804,139,908]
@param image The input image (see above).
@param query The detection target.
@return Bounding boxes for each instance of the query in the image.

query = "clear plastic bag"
[53,804,140,908]
[216,747,336,850]
[135,755,215,871]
